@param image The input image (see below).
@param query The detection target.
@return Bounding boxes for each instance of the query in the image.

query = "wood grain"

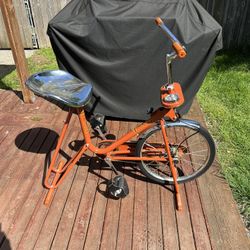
[0,91,248,249]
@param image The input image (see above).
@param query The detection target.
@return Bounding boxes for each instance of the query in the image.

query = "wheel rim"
[139,125,211,182]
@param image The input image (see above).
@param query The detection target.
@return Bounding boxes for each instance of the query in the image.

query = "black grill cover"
[47,0,222,120]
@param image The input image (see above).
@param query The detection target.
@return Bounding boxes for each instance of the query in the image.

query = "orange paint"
[43,106,183,207]
[172,42,187,58]
[161,82,184,109]
[42,18,188,208]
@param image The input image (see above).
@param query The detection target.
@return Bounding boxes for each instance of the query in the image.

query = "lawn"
[198,49,250,229]
[1,48,249,229]
[0,48,58,90]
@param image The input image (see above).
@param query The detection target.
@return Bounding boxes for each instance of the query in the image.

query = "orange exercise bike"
[25,18,215,211]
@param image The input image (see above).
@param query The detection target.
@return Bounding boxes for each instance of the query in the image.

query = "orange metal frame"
[40,16,188,210]
[43,104,183,211]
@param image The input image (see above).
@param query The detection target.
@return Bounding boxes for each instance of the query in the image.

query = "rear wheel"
[135,121,215,184]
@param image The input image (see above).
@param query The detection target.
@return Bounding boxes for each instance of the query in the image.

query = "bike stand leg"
[160,119,183,211]
[44,161,64,206]
[170,164,182,211]
[44,144,89,206]
[43,110,72,206]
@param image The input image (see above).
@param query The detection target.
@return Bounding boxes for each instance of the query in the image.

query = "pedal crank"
[104,157,119,175]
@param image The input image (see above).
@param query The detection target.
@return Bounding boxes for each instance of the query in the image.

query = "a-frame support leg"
[160,119,183,211]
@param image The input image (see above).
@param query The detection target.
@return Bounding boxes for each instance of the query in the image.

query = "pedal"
[90,113,107,140]
[106,175,129,199]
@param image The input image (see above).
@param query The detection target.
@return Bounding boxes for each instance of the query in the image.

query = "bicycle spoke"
[182,152,208,157]
[181,140,203,147]
[181,158,203,167]
[138,123,215,184]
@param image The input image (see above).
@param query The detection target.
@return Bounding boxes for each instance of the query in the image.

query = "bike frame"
[43,105,181,208]
[43,17,186,209]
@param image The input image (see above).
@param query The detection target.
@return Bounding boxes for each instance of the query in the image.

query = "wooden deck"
[0,89,249,250]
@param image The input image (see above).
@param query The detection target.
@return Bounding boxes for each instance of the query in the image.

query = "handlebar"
[155,17,187,59]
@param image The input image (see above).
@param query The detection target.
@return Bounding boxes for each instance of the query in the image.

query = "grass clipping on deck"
[198,50,250,230]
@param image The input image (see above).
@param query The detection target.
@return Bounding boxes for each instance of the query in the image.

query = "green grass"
[197,49,250,229]
[1,47,249,228]
[0,48,58,90]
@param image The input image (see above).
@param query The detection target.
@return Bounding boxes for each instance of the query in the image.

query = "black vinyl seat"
[25,70,93,108]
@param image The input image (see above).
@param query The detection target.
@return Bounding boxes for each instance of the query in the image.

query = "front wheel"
[135,120,216,184]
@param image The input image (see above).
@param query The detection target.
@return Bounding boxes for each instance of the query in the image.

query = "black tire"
[135,121,216,184]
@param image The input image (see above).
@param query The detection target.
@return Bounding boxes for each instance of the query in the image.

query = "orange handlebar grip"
[155,17,163,26]
[173,42,187,59]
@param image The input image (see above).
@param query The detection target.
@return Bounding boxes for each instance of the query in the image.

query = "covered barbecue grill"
[47,0,222,120]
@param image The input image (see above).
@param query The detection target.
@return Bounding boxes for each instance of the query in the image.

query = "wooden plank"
[0,89,7,99]
[0,126,11,146]
[66,158,103,249]
[180,124,212,250]
[146,124,164,250]
[0,0,34,102]
[31,127,81,249]
[173,122,210,249]
[175,184,196,250]
[1,110,72,246]
[197,169,250,250]
[0,126,25,162]
[0,127,44,242]
[115,168,135,250]
[0,112,58,126]
[115,121,137,250]
[16,114,79,250]
[185,181,212,250]
[147,183,164,250]
[32,169,78,250]
[160,186,179,249]
[186,99,250,249]
[173,126,196,250]
[0,128,59,249]
[82,166,111,250]
[0,89,11,104]
[1,114,72,249]
[0,0,33,48]
[83,121,120,250]
[13,95,45,114]
[50,121,101,249]
[0,90,22,112]
[65,120,112,249]
[29,0,71,48]
[132,170,148,249]
[49,167,89,249]
[160,125,179,249]
[0,126,39,191]
[100,121,129,250]
[0,95,248,249]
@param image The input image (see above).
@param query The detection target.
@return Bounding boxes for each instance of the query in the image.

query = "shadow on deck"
[0,90,249,250]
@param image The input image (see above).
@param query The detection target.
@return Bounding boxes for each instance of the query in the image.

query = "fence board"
[29,0,71,48]
[0,0,33,48]
[1,0,250,49]
[26,0,250,49]
[197,0,250,48]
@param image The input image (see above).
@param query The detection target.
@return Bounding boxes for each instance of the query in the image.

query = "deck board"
[0,90,249,250]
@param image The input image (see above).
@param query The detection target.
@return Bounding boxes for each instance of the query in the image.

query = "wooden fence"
[198,0,250,48]
[0,0,249,49]
[0,0,33,48]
